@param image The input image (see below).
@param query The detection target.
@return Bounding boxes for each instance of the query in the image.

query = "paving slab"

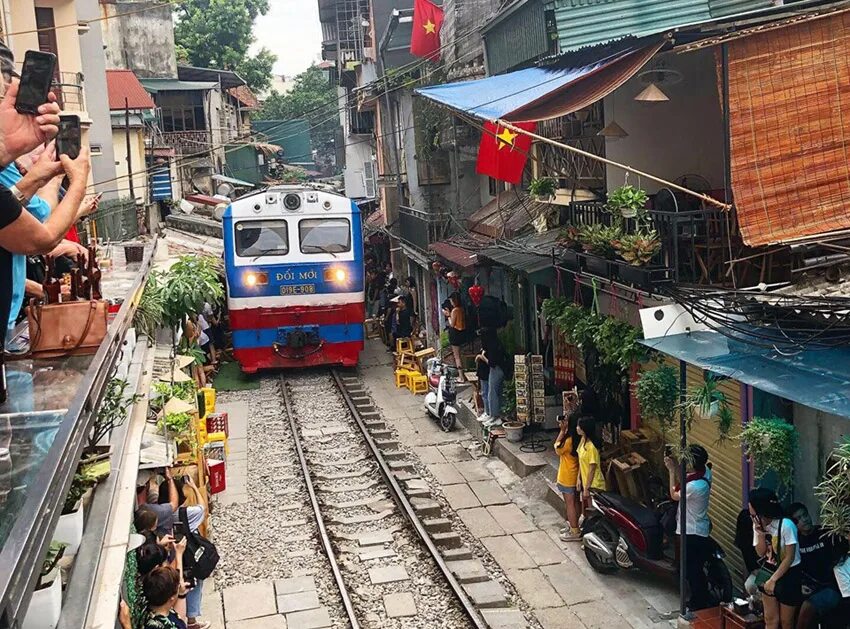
[534,606,588,629]
[456,507,505,538]
[569,599,631,628]
[443,483,482,510]
[480,609,529,629]
[446,559,490,583]
[276,590,320,614]
[461,580,508,608]
[486,504,537,535]
[368,564,410,585]
[512,530,565,566]
[540,563,603,606]
[506,568,563,609]
[437,443,473,462]
[228,615,288,629]
[284,607,333,629]
[426,463,465,485]
[481,536,536,570]
[274,576,316,596]
[416,446,447,464]
[453,460,492,482]
[382,592,417,618]
[223,581,277,621]
[468,480,510,506]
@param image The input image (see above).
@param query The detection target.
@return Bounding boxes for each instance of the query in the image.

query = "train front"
[223,187,365,372]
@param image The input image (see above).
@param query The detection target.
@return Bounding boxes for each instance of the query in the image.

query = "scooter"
[581,489,733,606]
[424,357,457,432]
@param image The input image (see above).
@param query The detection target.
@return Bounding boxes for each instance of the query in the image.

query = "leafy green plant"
[578,224,622,259]
[87,378,142,453]
[159,256,223,339]
[594,317,645,371]
[614,231,660,266]
[607,184,648,222]
[557,225,582,250]
[528,177,557,198]
[815,437,850,539]
[63,465,100,514]
[179,343,207,366]
[157,412,194,442]
[740,416,799,490]
[634,365,680,430]
[684,376,726,418]
[715,403,735,443]
[542,297,569,323]
[151,381,197,406]
[502,378,516,416]
[40,541,66,580]
[439,330,449,350]
[133,273,164,340]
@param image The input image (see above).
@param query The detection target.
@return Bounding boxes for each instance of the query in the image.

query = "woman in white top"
[749,487,802,629]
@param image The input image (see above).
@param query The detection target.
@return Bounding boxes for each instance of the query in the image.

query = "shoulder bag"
[179,507,219,580]
[24,298,108,358]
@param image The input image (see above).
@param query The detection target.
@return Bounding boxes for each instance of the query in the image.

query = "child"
[554,409,581,541]
[577,416,606,512]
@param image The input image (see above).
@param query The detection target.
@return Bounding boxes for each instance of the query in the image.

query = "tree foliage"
[257,65,341,174]
[174,0,276,92]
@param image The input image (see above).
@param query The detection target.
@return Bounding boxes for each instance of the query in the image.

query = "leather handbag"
[25,299,108,358]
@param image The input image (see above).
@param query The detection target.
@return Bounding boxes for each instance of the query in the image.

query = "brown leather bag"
[26,299,108,358]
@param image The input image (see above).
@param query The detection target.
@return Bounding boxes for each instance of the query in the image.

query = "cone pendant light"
[598,91,627,139]
[635,82,669,102]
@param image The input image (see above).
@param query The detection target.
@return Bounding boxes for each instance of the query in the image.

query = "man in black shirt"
[790,502,848,628]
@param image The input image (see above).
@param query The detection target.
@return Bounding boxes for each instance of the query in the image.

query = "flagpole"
[494,118,731,211]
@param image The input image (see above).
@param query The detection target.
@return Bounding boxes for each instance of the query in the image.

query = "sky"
[252,0,324,79]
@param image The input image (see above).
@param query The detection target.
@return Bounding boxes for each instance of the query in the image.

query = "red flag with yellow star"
[410,0,444,60]
[475,121,536,185]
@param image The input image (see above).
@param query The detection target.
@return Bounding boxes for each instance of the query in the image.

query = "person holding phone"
[554,408,582,542]
[750,487,802,629]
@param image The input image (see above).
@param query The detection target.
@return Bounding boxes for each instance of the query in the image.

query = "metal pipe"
[678,359,689,619]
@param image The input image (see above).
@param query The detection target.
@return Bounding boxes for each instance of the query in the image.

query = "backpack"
[179,507,219,580]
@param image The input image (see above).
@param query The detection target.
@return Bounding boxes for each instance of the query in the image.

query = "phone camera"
[283,193,301,211]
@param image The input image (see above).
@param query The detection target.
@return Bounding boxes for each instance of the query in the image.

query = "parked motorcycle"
[424,357,457,432]
[581,489,733,605]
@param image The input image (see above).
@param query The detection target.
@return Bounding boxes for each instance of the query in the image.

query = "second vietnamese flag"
[475,121,536,185]
[410,0,444,60]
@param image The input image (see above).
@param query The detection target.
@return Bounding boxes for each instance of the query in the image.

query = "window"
[235,220,289,257]
[90,144,103,156]
[299,218,351,254]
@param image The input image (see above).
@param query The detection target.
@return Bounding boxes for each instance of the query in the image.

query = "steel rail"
[278,375,361,629]
[329,370,488,629]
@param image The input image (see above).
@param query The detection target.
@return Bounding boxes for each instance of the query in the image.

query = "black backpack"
[179,507,219,580]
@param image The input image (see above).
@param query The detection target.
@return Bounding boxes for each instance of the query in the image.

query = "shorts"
[557,483,576,494]
[805,586,841,614]
[772,565,803,607]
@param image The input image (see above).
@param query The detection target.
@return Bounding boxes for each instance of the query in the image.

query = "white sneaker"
[477,414,491,423]
[484,418,502,428]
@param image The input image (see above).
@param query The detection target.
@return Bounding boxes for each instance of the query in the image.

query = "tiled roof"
[228,85,259,109]
[105,70,156,111]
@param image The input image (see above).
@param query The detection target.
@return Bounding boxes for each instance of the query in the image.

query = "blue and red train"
[222,186,365,372]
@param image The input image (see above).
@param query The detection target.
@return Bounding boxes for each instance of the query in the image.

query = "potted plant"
[503,421,525,443]
[528,177,557,201]
[634,365,680,434]
[815,437,850,539]
[607,184,648,222]
[739,416,799,491]
[23,542,67,629]
[157,411,194,445]
[133,273,164,341]
[55,466,98,556]
[84,378,142,465]
[685,376,726,420]
[577,224,621,277]
[614,231,660,266]
[557,226,582,270]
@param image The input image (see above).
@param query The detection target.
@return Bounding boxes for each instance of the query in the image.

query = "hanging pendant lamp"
[598,91,627,139]
[635,82,669,102]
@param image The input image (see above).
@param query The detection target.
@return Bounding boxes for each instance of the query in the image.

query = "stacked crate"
[531,355,545,423]
[514,354,530,423]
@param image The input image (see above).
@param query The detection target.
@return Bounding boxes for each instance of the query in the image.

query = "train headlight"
[243,271,268,287]
[324,267,347,283]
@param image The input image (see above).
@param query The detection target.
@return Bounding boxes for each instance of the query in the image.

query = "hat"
[390,295,401,303]
[0,40,17,81]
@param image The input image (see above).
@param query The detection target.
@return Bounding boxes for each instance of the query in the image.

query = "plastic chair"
[395,338,414,355]
[395,368,411,389]
[408,373,428,395]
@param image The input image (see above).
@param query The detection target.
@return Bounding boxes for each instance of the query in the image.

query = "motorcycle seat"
[597,491,659,530]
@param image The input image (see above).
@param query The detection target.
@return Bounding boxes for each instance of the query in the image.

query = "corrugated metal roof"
[477,229,561,273]
[552,0,774,53]
[139,79,218,93]
[484,0,550,75]
[429,240,481,271]
[105,70,156,111]
[466,193,553,239]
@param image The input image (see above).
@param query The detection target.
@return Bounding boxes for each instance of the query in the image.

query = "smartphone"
[173,521,186,543]
[56,115,81,159]
[15,50,57,115]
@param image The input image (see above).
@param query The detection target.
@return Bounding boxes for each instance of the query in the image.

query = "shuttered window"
[725,13,850,245]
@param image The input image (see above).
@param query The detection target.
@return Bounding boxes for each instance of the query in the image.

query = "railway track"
[279,369,486,629]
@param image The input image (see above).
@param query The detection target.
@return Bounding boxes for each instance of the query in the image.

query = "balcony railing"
[398,205,448,253]
[54,72,86,113]
[159,131,214,154]
[559,200,736,288]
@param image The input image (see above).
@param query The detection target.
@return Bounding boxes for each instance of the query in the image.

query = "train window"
[299,218,351,254]
[235,220,289,257]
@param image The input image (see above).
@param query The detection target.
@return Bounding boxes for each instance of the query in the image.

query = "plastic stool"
[408,374,428,395]
[395,338,414,355]
[395,369,411,388]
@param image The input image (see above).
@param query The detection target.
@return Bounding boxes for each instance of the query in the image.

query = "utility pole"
[125,97,135,200]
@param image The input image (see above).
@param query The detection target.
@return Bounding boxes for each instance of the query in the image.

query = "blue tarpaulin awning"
[415,37,664,122]
[641,331,850,418]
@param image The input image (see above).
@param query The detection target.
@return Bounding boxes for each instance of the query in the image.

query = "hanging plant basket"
[739,416,799,491]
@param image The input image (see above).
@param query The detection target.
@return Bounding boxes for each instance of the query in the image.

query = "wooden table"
[720,605,764,629]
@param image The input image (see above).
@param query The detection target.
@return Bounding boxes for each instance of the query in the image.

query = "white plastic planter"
[21,569,61,629]
[53,502,83,556]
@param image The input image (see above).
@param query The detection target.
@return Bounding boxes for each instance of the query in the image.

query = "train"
[222,185,365,373]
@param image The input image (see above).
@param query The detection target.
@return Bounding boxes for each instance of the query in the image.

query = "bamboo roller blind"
[723,13,850,246]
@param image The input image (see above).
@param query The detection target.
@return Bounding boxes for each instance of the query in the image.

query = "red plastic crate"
[208,459,226,494]
[206,412,229,437]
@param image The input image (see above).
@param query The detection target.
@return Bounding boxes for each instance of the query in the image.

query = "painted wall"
[100,0,177,78]
[793,404,849,512]
[112,125,147,202]
[603,48,725,195]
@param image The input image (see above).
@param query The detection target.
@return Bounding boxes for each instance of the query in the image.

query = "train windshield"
[235,220,289,257]
[299,218,351,254]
